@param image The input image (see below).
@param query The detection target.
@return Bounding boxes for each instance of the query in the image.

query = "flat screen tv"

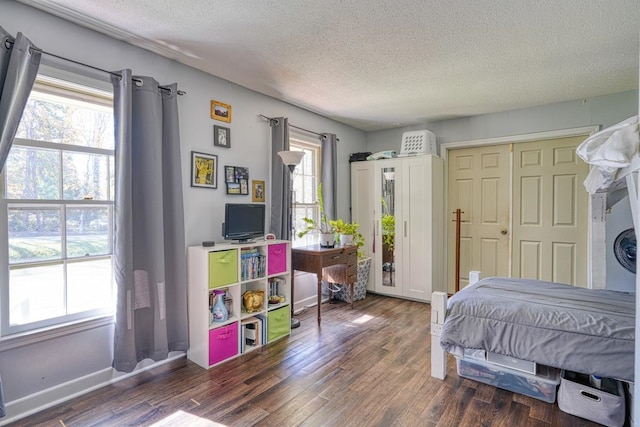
[223,203,266,243]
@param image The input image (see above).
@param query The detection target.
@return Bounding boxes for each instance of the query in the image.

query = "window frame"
[0,71,116,338]
[289,133,321,247]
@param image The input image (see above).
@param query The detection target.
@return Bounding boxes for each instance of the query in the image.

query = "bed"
[436,276,635,382]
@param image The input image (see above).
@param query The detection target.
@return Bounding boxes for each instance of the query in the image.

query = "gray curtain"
[0,27,41,173]
[111,69,188,372]
[0,26,40,418]
[270,117,291,239]
[321,133,338,221]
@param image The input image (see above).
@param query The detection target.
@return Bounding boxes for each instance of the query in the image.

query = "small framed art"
[211,100,231,123]
[252,180,265,202]
[214,125,230,148]
[191,151,218,189]
[225,165,250,195]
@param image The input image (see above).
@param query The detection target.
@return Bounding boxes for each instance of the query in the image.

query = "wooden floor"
[13,294,600,427]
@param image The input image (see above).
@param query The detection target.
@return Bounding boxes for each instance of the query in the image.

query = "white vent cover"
[399,130,437,157]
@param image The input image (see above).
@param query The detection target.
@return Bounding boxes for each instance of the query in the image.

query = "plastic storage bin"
[267,306,290,342]
[558,370,625,427]
[456,355,560,403]
[209,250,238,288]
[267,243,287,275]
[208,322,238,366]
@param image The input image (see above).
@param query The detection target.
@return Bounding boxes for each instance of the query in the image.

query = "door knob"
[500,228,508,235]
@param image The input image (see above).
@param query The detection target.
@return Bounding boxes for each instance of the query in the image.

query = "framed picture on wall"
[211,100,231,123]
[191,151,218,189]
[252,180,265,202]
[214,125,230,148]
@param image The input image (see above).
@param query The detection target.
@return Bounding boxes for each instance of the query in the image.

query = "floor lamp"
[278,150,305,329]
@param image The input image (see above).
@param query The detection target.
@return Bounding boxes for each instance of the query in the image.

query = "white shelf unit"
[187,240,291,369]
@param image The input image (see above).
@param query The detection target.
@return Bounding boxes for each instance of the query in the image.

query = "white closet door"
[373,159,403,297]
[351,161,375,291]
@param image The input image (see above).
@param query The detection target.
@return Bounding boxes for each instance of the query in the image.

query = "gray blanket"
[440,277,635,381]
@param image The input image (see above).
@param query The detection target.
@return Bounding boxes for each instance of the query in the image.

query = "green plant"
[381,213,395,251]
[329,219,359,236]
[297,183,335,238]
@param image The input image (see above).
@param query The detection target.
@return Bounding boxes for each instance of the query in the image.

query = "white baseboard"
[1,352,186,426]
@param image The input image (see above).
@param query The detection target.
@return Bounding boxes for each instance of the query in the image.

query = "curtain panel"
[321,133,338,222]
[111,70,188,372]
[0,26,41,419]
[270,117,291,240]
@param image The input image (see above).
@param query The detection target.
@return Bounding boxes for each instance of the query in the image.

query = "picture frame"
[211,100,232,123]
[252,180,265,202]
[224,165,250,195]
[225,166,236,183]
[226,182,241,195]
[213,125,230,148]
[191,151,218,189]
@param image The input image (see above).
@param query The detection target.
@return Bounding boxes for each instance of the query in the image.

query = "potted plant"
[329,219,360,246]
[297,183,336,247]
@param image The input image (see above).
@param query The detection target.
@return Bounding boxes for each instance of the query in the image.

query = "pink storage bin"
[268,243,287,275]
[208,322,238,366]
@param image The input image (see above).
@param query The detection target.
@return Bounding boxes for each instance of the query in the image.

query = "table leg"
[350,283,354,309]
[317,276,322,323]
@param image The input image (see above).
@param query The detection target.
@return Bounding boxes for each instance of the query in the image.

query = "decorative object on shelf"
[191,151,218,189]
[214,125,230,148]
[225,165,250,195]
[212,289,228,322]
[211,99,231,123]
[252,180,265,202]
[242,289,265,313]
[297,183,336,248]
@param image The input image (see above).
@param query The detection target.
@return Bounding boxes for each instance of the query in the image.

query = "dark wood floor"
[13,294,600,427]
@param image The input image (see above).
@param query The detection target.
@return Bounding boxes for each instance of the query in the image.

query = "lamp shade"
[278,150,305,166]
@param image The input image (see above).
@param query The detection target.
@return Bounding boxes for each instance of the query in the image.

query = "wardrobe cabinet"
[350,155,444,301]
[187,240,291,369]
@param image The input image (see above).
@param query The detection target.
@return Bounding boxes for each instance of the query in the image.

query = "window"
[290,136,320,246]
[1,74,115,336]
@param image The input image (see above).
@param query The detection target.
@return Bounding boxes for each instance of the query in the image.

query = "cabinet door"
[351,161,375,291]
[373,159,403,297]
[401,156,443,301]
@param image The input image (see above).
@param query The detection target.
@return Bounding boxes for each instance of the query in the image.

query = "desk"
[291,245,357,323]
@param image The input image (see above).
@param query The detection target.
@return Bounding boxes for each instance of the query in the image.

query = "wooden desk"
[291,245,357,323]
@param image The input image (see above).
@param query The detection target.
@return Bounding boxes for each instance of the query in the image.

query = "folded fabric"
[576,115,640,193]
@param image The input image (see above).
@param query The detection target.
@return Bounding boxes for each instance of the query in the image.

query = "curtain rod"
[259,114,340,141]
[5,39,186,96]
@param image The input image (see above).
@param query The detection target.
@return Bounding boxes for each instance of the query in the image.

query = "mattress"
[440,277,635,382]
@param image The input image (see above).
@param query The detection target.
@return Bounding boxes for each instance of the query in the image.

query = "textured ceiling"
[17,0,640,132]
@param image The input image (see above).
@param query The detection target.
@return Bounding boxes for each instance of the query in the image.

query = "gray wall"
[0,1,365,419]
[367,90,639,292]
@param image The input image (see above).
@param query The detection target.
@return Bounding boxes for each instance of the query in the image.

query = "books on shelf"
[241,316,265,353]
[240,248,266,281]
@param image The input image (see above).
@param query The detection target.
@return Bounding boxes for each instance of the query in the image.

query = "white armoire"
[351,155,444,302]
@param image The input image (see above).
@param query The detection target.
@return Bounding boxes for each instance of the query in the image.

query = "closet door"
[351,161,374,291]
[373,159,403,297]
[401,155,444,301]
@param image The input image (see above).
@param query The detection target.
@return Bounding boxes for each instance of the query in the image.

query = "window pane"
[66,207,111,257]
[67,259,113,314]
[8,207,62,263]
[10,264,65,325]
[15,91,114,150]
[5,146,61,200]
[63,152,111,200]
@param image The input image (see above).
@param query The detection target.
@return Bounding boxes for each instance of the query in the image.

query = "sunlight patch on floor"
[352,314,374,324]
[149,410,227,427]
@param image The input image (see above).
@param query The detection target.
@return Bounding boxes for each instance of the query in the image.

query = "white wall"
[367,90,639,292]
[0,2,365,422]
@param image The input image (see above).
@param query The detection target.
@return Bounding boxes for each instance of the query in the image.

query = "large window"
[1,74,115,336]
[290,137,320,246]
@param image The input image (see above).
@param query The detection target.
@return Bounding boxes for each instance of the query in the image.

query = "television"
[223,203,266,243]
